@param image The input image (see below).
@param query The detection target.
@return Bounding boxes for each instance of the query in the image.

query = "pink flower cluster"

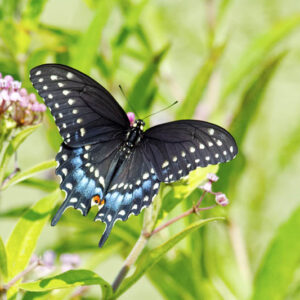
[0,72,46,126]
[30,250,81,277]
[200,173,229,207]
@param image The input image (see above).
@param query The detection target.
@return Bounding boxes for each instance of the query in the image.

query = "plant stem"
[111,191,213,293]
[112,234,148,292]
[148,194,216,238]
[1,259,42,297]
[112,193,162,292]
[228,220,252,282]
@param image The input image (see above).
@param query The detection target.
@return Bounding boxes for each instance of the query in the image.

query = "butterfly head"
[133,119,145,131]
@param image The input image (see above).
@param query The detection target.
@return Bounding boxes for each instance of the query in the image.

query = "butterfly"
[30,64,238,247]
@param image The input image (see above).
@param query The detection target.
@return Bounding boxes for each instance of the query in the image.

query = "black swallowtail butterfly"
[30,64,238,247]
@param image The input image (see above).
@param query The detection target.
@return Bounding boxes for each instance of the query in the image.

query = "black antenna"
[118,85,140,119]
[143,101,178,120]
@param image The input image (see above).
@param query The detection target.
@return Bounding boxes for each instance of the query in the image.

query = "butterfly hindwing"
[143,120,238,183]
[30,64,130,147]
[52,138,125,225]
[94,148,160,247]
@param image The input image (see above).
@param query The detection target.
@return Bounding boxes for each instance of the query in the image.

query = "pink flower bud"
[20,88,28,96]
[29,93,37,102]
[127,112,135,126]
[4,75,14,84]
[201,181,212,192]
[31,102,46,112]
[10,91,21,101]
[207,173,219,182]
[39,103,47,112]
[1,90,9,101]
[0,79,8,88]
[12,80,21,90]
[60,253,81,272]
[215,192,229,207]
[19,97,29,107]
[43,250,56,267]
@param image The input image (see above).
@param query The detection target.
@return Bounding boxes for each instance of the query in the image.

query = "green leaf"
[20,269,113,299]
[114,217,224,298]
[216,53,285,194]
[217,0,232,23]
[278,121,300,167]
[0,124,40,184]
[1,160,56,190]
[22,0,47,21]
[19,178,58,193]
[0,236,8,280]
[176,44,225,119]
[252,205,300,300]
[5,190,61,282]
[230,52,286,145]
[71,0,113,73]
[221,14,300,101]
[23,291,52,300]
[1,0,21,20]
[127,44,169,113]
[0,205,30,218]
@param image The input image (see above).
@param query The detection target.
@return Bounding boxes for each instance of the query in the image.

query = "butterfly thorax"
[123,119,144,152]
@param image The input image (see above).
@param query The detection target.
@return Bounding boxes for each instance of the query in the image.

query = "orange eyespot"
[92,195,105,205]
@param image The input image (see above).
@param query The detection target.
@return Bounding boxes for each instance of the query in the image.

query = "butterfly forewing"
[30,64,130,147]
[143,120,238,182]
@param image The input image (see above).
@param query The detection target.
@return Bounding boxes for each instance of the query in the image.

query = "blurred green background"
[1,0,300,299]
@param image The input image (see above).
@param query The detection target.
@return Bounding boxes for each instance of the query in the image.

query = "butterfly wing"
[142,120,238,182]
[30,64,130,226]
[52,138,126,225]
[94,147,160,247]
[30,64,130,146]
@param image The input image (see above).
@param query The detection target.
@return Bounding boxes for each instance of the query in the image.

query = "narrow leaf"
[252,206,300,300]
[0,236,8,279]
[5,190,61,281]
[230,52,286,144]
[0,124,40,184]
[23,291,51,300]
[114,217,224,298]
[0,205,30,218]
[20,269,113,299]
[19,178,58,192]
[176,44,225,119]
[1,160,56,190]
[216,53,286,193]
[221,14,300,101]
[127,45,169,113]
[22,0,47,21]
[278,121,300,167]
[71,0,113,73]
[1,0,21,20]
